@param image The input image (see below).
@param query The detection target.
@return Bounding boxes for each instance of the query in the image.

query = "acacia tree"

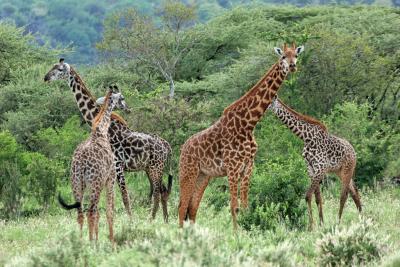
[98,1,196,99]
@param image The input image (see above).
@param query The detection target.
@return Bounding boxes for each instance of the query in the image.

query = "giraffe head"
[44,58,71,82]
[274,43,304,73]
[96,85,129,111]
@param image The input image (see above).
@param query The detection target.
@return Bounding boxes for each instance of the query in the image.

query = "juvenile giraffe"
[58,86,128,242]
[178,43,305,228]
[268,97,362,229]
[44,60,173,222]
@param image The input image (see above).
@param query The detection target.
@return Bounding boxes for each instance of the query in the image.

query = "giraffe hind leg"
[314,183,324,225]
[338,167,353,222]
[116,163,132,217]
[88,184,101,241]
[161,185,169,223]
[187,174,210,224]
[178,161,199,227]
[306,175,323,230]
[349,179,362,212]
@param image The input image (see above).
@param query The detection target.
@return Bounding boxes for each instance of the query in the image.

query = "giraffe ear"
[96,96,105,106]
[274,47,283,56]
[296,45,305,55]
[112,85,120,93]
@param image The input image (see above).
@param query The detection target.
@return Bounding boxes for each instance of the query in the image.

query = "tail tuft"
[58,193,81,210]
[167,174,173,194]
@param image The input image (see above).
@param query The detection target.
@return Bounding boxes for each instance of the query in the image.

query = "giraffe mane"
[278,99,328,132]
[223,62,279,115]
[69,67,96,101]
[70,66,127,126]
[111,113,127,125]
[92,90,112,132]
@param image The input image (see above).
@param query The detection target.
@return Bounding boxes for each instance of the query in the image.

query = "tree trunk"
[169,78,175,99]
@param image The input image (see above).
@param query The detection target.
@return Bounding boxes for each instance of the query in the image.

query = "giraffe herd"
[44,43,362,241]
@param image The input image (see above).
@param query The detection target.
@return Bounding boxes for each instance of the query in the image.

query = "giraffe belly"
[199,157,226,178]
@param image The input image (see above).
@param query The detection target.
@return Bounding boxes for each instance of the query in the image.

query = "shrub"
[0,131,24,217]
[30,232,91,267]
[254,241,297,267]
[21,152,63,210]
[238,155,308,231]
[114,223,157,247]
[317,219,388,266]
[324,102,397,186]
[0,131,63,218]
[32,115,89,168]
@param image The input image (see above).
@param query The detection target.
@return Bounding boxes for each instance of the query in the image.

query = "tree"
[98,1,197,99]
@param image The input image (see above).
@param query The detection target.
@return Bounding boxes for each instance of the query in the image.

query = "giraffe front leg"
[227,165,241,230]
[240,159,254,210]
[116,162,132,217]
[106,176,115,243]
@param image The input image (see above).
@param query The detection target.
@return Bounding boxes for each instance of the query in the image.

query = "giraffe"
[268,97,362,229]
[178,43,305,228]
[58,86,128,242]
[44,59,173,222]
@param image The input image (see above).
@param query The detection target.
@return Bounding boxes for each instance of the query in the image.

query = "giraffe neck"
[68,67,99,125]
[93,96,115,136]
[271,100,325,141]
[223,61,289,129]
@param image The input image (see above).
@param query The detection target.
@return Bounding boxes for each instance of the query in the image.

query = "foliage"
[317,219,388,266]
[238,156,309,231]
[0,23,49,86]
[0,131,63,218]
[324,102,399,185]
[30,232,91,267]
[0,131,24,217]
[98,1,197,98]
[21,152,63,210]
[32,116,89,170]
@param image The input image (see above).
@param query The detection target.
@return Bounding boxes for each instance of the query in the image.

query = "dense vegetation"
[0,0,398,63]
[0,2,399,266]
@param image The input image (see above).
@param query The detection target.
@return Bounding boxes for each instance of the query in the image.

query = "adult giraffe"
[44,60,173,222]
[178,43,305,228]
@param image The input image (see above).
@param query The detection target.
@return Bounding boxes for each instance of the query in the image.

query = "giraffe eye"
[282,56,286,59]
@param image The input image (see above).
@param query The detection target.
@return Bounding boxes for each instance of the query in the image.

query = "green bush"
[324,102,398,185]
[317,219,388,266]
[21,152,63,210]
[0,131,63,218]
[30,232,91,267]
[32,115,89,167]
[0,131,25,217]
[238,156,308,231]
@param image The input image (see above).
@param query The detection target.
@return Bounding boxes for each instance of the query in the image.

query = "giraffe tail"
[58,193,81,210]
[167,174,173,194]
